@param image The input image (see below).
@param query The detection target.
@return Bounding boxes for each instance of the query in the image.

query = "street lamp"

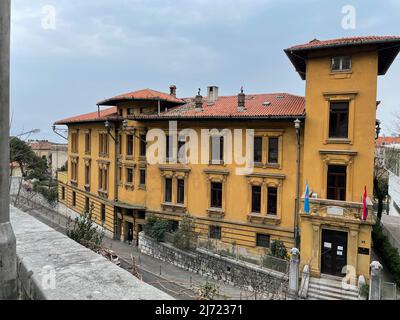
[294,119,302,249]
[375,120,381,140]
[9,128,40,141]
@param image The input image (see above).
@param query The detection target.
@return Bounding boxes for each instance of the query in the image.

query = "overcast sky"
[10,0,400,142]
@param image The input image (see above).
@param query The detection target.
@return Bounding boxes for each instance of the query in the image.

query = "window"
[101,204,106,223]
[99,167,109,192]
[267,187,278,215]
[209,226,221,240]
[118,135,122,155]
[140,169,146,186]
[127,108,134,115]
[99,133,109,156]
[251,185,261,213]
[71,132,78,153]
[170,220,179,232]
[85,197,90,213]
[253,137,263,163]
[61,186,65,200]
[126,168,134,184]
[329,102,349,138]
[327,165,347,201]
[118,166,122,185]
[268,137,279,164]
[165,135,172,160]
[178,139,186,163]
[72,191,76,207]
[211,182,223,208]
[165,178,173,203]
[211,136,224,163]
[140,134,147,157]
[118,108,123,116]
[71,160,78,183]
[256,234,271,248]
[177,179,185,204]
[85,163,90,187]
[331,56,351,72]
[84,132,91,154]
[126,135,134,156]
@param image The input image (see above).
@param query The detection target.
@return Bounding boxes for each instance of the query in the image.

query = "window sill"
[124,183,134,190]
[325,138,351,145]
[161,202,186,213]
[247,213,280,225]
[84,185,90,192]
[209,160,225,166]
[70,180,77,187]
[207,207,225,219]
[98,190,108,198]
[138,184,146,191]
[125,155,134,161]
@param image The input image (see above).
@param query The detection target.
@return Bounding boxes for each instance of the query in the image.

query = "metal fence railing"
[382,282,398,300]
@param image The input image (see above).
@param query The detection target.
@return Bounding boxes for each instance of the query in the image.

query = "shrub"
[270,240,288,260]
[372,223,400,286]
[173,213,197,250]
[197,281,220,300]
[144,216,173,242]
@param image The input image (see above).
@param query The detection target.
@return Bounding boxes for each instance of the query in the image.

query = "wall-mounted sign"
[358,247,370,255]
[327,206,344,216]
[324,242,332,248]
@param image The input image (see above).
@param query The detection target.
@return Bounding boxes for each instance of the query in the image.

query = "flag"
[304,181,310,213]
[362,186,368,221]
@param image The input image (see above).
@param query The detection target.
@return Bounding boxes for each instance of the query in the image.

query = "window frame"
[209,225,222,240]
[267,186,278,216]
[331,56,352,72]
[256,233,271,248]
[329,101,349,139]
[164,177,173,203]
[177,179,185,205]
[210,182,223,208]
[251,185,262,213]
[268,137,279,164]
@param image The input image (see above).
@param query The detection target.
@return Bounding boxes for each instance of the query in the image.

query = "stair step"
[309,283,359,297]
[308,287,358,300]
[309,277,358,292]
[307,292,340,300]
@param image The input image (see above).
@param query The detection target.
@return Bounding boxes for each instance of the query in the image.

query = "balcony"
[300,196,375,224]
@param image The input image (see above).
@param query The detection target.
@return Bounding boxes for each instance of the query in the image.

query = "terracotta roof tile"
[97,88,185,106]
[376,136,400,146]
[54,107,117,125]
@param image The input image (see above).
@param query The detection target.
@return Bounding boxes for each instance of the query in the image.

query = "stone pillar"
[0,0,17,300]
[369,261,383,300]
[288,248,300,298]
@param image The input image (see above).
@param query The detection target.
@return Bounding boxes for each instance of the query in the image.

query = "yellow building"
[55,36,400,280]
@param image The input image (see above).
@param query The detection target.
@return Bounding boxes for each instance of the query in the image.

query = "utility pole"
[0,0,17,300]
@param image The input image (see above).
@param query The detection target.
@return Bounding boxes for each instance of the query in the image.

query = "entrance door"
[321,229,348,276]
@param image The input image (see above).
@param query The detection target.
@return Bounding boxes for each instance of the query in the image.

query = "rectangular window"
[211,136,224,163]
[85,197,90,213]
[178,139,186,163]
[61,186,65,200]
[71,132,78,153]
[256,234,271,248]
[140,169,146,186]
[211,182,223,208]
[253,137,263,163]
[127,108,134,115]
[251,185,262,213]
[72,191,76,207]
[165,135,172,160]
[85,163,90,187]
[126,135,134,156]
[126,168,134,184]
[118,166,122,185]
[99,133,109,156]
[84,132,91,154]
[268,137,279,164]
[177,179,185,204]
[327,165,347,201]
[329,102,349,138]
[165,178,173,203]
[71,161,78,183]
[209,226,222,240]
[140,134,147,157]
[267,187,278,215]
[118,134,122,155]
[99,167,109,192]
[331,56,351,72]
[101,204,106,223]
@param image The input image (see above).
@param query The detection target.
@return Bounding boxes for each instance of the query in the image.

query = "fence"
[382,282,399,300]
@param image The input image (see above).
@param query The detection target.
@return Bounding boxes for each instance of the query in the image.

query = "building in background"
[54,36,400,281]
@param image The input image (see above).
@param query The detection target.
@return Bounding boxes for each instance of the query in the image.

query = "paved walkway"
[12,197,260,300]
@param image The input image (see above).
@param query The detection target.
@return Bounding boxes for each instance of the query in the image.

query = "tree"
[66,203,104,250]
[270,240,288,260]
[143,216,173,242]
[173,213,196,250]
[197,281,220,300]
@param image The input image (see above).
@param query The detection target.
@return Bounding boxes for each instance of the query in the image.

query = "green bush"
[270,240,288,260]
[144,216,173,242]
[33,182,58,207]
[372,223,400,286]
[173,213,196,250]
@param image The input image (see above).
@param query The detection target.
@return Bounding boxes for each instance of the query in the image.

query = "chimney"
[195,89,203,112]
[207,86,219,104]
[169,85,177,98]
[237,86,246,112]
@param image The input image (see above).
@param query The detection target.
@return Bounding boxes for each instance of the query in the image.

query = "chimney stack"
[207,86,219,104]
[237,86,246,112]
[169,85,177,98]
[195,89,203,112]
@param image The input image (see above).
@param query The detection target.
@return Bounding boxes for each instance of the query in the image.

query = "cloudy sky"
[10,0,400,142]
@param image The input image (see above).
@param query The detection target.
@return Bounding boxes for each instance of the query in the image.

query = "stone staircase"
[306,275,359,300]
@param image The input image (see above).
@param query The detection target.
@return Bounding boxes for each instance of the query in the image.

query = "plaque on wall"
[358,247,370,255]
[327,206,344,216]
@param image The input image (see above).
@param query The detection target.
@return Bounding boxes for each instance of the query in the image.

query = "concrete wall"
[138,232,288,298]
[11,206,173,300]
[389,171,400,217]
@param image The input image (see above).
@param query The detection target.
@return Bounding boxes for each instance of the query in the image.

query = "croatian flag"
[304,181,310,214]
[362,186,368,221]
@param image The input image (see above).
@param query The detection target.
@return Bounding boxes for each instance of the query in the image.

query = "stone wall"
[138,232,288,298]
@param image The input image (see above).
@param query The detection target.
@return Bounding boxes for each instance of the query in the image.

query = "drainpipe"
[294,119,302,249]
[0,0,17,299]
[113,125,120,240]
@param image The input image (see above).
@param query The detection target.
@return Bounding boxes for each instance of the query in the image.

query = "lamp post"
[0,0,17,299]
[294,119,301,249]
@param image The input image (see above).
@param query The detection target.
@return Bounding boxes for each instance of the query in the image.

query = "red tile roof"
[137,93,305,120]
[54,107,117,125]
[376,136,400,146]
[28,141,54,150]
[286,36,400,51]
[97,88,185,106]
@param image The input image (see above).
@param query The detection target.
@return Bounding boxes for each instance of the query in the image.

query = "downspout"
[113,125,119,240]
[294,119,302,249]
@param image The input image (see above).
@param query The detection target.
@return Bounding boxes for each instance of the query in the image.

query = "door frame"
[320,228,348,276]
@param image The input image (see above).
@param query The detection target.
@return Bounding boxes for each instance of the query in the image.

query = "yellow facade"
[56,38,400,280]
